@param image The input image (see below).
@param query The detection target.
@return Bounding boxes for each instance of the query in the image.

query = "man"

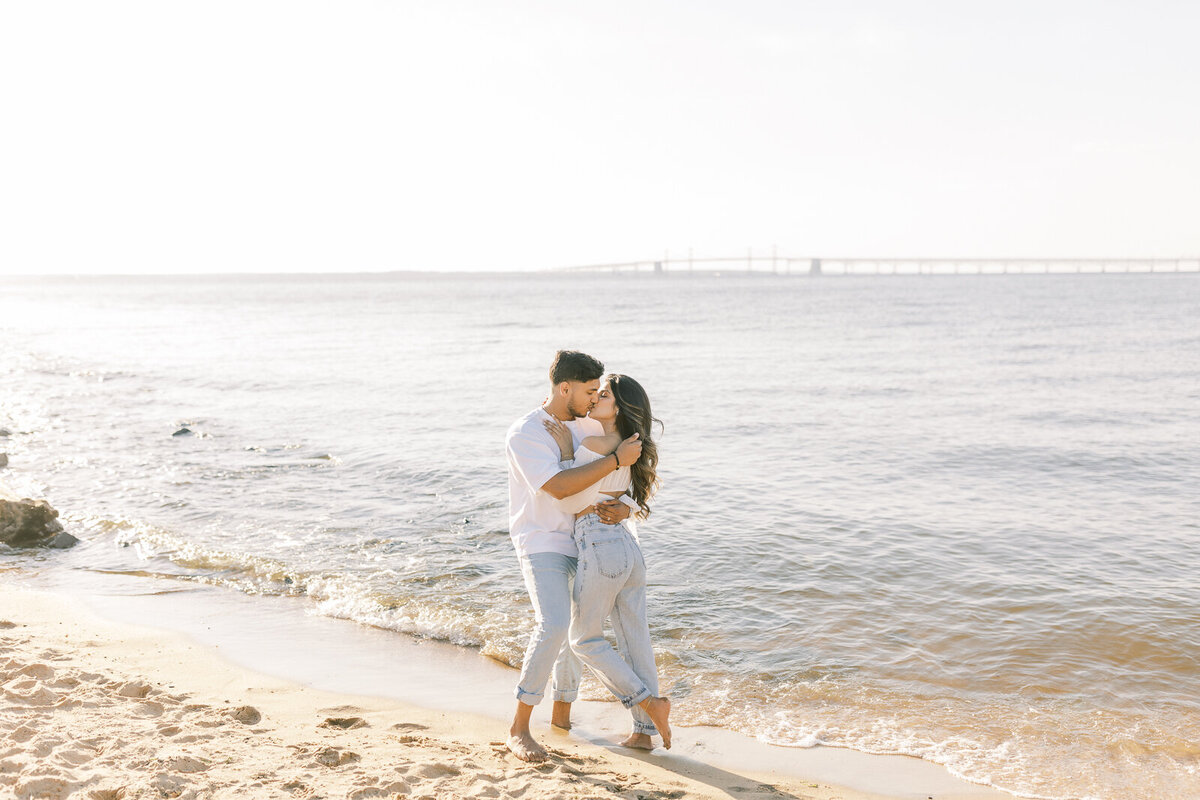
[504,350,643,762]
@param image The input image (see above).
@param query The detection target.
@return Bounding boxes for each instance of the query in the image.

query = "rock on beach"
[0,484,77,548]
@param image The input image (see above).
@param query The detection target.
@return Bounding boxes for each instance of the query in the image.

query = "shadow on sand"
[539,727,823,800]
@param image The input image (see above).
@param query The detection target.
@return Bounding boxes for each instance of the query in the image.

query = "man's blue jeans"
[514,552,583,706]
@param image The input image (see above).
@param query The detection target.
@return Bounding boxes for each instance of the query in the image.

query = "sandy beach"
[0,581,1013,800]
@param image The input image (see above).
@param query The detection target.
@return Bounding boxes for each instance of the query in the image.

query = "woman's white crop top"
[573,444,632,493]
[554,444,641,516]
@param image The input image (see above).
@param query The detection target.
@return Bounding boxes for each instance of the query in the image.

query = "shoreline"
[0,571,1012,800]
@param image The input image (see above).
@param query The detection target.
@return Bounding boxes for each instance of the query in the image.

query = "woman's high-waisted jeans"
[569,512,659,735]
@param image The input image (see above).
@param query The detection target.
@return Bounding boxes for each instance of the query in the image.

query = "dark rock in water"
[172,427,193,437]
[48,532,80,549]
[0,494,72,548]
[0,453,7,468]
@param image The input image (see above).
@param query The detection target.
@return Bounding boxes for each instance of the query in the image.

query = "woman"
[543,374,672,750]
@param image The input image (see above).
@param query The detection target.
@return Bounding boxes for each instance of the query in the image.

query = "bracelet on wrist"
[612,452,621,470]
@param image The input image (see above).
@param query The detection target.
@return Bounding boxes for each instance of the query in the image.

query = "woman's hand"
[543,417,574,460]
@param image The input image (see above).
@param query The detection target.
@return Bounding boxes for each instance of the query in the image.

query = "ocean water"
[1,272,1198,800]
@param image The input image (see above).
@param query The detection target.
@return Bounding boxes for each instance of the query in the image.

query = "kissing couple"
[504,350,671,762]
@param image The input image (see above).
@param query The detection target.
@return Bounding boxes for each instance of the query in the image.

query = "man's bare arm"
[541,433,641,500]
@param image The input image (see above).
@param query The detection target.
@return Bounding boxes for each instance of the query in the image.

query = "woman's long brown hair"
[607,374,662,519]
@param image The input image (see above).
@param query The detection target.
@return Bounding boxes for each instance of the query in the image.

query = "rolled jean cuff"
[514,686,544,706]
[633,719,658,735]
[621,686,652,709]
[553,688,578,703]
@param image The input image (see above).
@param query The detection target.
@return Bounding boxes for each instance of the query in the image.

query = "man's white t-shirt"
[506,407,602,558]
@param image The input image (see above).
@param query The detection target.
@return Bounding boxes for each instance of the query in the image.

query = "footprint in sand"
[6,684,62,707]
[14,776,72,799]
[10,724,38,743]
[320,717,368,730]
[55,747,94,768]
[72,736,105,753]
[87,788,127,800]
[411,762,460,779]
[391,722,429,742]
[165,756,209,774]
[116,681,152,699]
[153,772,188,797]
[281,780,314,798]
[230,705,262,725]
[548,751,585,765]
[16,663,55,680]
[309,746,362,768]
[347,780,410,799]
[30,734,68,759]
[133,701,164,718]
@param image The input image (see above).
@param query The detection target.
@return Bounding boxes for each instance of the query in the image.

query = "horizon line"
[3,254,1200,279]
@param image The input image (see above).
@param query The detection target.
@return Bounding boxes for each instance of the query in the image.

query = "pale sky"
[2,1,1197,274]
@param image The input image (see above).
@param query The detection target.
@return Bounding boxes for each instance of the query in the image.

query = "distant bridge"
[553,252,1200,276]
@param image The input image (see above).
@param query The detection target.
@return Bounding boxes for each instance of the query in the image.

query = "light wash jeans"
[514,552,583,706]
[570,513,659,735]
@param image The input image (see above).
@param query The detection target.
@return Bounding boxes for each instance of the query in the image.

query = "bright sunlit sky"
[2,1,1198,274]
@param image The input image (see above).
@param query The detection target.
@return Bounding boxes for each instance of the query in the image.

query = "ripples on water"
[2,273,1199,800]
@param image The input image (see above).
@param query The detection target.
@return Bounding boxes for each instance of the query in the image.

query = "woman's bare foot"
[619,732,655,750]
[638,696,672,749]
[550,700,572,730]
[506,731,547,762]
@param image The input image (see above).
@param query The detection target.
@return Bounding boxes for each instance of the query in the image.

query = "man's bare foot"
[550,700,572,730]
[506,731,547,762]
[638,696,672,749]
[619,732,654,750]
